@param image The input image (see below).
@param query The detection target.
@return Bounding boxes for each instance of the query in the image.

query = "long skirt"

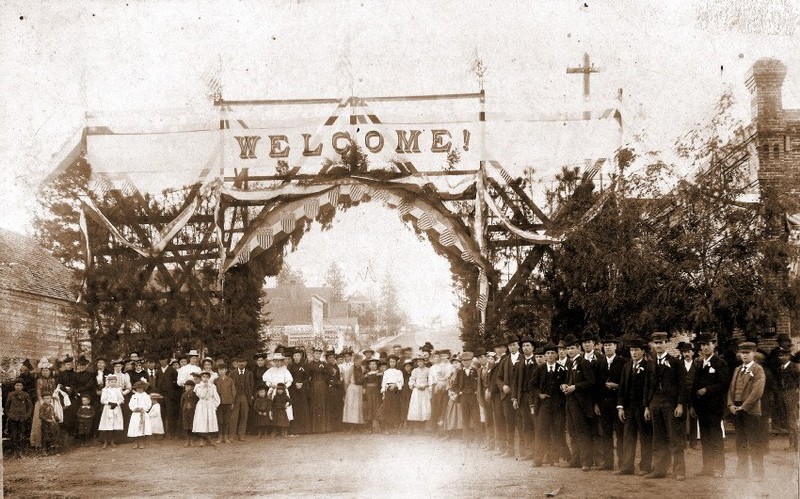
[407,388,432,421]
[401,387,412,424]
[310,381,328,433]
[289,386,311,434]
[382,389,403,428]
[430,387,448,426]
[444,397,463,431]
[192,399,219,434]
[342,383,365,424]
[364,385,382,423]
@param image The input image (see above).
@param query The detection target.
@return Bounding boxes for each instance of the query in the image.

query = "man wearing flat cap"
[691,333,729,478]
[727,341,767,481]
[643,332,690,481]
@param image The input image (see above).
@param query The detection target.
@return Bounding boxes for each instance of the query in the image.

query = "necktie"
[240,369,244,375]
[549,366,553,373]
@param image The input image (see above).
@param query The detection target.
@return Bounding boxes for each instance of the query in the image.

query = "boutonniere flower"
[748,371,755,378]
[636,366,645,374]
[708,367,716,374]
[572,364,578,370]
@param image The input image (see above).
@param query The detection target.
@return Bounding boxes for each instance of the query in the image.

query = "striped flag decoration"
[304,198,320,219]
[281,213,296,234]
[89,175,114,197]
[370,189,390,204]
[349,183,367,202]
[256,228,274,250]
[417,212,435,231]
[489,161,514,184]
[461,250,477,263]
[327,187,340,207]
[438,228,456,247]
[237,248,251,265]
[397,198,414,217]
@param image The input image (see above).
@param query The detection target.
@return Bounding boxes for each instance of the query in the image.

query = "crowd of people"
[2,332,799,484]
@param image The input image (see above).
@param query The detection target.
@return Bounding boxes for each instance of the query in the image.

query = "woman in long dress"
[363,358,382,433]
[443,356,464,436]
[380,355,404,434]
[192,371,220,446]
[400,359,414,430]
[30,359,58,448]
[342,356,364,429]
[406,356,431,431]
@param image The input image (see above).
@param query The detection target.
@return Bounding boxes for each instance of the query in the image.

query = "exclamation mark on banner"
[463,130,471,151]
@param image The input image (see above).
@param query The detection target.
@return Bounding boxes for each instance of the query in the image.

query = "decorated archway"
[74,91,620,343]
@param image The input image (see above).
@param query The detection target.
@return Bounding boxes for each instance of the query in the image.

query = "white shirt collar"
[702,354,714,366]
[584,352,595,361]
[606,354,616,364]
[742,361,755,371]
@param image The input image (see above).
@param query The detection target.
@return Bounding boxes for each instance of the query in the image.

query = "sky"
[2,0,799,323]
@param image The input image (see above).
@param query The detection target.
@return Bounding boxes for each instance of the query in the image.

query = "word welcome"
[233,129,472,160]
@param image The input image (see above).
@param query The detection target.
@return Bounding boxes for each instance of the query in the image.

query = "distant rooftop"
[0,229,75,302]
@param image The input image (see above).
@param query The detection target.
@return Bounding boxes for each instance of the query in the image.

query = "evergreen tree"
[324,261,347,301]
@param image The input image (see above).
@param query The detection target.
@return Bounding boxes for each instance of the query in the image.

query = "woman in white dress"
[193,371,220,446]
[406,356,431,431]
[127,380,153,448]
[342,356,365,428]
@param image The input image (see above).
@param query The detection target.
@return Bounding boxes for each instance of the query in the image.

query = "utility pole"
[567,52,602,120]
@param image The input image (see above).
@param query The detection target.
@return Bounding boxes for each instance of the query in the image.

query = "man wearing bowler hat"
[515,335,538,460]
[691,332,729,478]
[532,341,568,467]
[595,334,626,470]
[561,334,596,471]
[644,331,689,481]
[615,337,652,476]
[488,336,508,454]
[727,341,767,481]
[498,333,522,458]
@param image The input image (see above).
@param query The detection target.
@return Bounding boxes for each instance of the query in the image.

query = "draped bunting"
[482,187,562,245]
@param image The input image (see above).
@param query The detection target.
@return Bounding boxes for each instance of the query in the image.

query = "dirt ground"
[3,433,798,498]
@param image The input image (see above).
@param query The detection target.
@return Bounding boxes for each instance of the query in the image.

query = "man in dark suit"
[727,341,767,481]
[777,348,800,451]
[561,334,596,471]
[644,331,690,481]
[154,355,180,436]
[498,333,522,458]
[514,334,538,460]
[691,333,729,478]
[615,338,652,476]
[489,337,508,454]
[459,351,481,442]
[532,342,568,467]
[595,335,626,470]
[230,356,254,441]
[678,341,699,450]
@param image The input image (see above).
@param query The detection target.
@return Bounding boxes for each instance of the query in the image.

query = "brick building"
[747,58,800,336]
[0,229,75,362]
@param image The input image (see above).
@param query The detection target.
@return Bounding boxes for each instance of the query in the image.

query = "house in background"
[262,277,361,351]
[0,229,75,363]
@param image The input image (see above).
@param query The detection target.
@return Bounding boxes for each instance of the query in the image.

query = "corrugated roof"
[0,229,75,302]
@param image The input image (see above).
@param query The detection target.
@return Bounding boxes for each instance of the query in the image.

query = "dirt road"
[3,434,797,497]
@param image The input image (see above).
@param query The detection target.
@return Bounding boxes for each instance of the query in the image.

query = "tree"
[378,272,405,336]
[277,264,304,285]
[324,261,347,301]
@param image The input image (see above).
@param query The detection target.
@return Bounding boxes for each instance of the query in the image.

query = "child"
[76,395,95,447]
[39,392,60,455]
[4,380,33,458]
[192,370,220,447]
[253,385,271,438]
[271,383,292,438]
[127,380,152,449]
[98,375,125,448]
[149,393,165,440]
[214,364,235,444]
[363,359,383,433]
[180,380,198,447]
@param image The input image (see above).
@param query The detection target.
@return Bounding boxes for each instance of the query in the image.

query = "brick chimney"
[746,58,787,131]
